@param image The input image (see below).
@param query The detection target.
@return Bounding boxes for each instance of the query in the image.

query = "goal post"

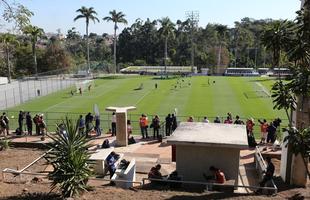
[75,80,93,93]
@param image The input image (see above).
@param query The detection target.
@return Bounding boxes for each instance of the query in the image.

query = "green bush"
[47,117,93,198]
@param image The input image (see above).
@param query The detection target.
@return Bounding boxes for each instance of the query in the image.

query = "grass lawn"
[6,75,286,138]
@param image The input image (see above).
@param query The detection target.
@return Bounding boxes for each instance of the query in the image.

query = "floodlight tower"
[185,11,199,73]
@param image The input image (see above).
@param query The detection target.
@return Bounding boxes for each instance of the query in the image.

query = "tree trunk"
[32,42,37,78]
[217,44,222,68]
[86,22,90,73]
[114,23,117,74]
[5,44,11,83]
[164,37,168,74]
[294,96,310,129]
[290,153,308,186]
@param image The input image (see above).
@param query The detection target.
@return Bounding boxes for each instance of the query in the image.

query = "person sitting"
[256,157,275,194]
[224,116,233,124]
[168,170,182,188]
[203,166,226,184]
[106,151,119,185]
[148,164,163,180]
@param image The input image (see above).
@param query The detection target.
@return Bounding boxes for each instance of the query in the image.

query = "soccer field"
[6,75,286,136]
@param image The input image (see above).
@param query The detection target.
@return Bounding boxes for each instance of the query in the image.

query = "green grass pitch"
[7,75,286,138]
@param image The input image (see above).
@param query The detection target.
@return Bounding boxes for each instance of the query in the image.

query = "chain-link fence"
[0,110,288,139]
[0,75,91,110]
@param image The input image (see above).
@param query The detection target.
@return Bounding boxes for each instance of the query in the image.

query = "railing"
[142,178,278,193]
[0,110,287,138]
[254,146,278,194]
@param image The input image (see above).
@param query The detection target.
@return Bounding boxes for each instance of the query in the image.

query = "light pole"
[185,11,199,73]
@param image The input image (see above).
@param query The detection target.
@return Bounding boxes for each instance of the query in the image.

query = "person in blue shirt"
[106,151,117,179]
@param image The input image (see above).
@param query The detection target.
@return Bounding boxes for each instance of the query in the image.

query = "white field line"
[255,82,271,96]
[134,90,152,106]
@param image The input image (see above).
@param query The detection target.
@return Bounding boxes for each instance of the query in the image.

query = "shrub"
[46,117,92,198]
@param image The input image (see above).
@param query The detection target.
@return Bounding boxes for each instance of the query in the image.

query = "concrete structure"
[89,148,114,175]
[106,106,136,146]
[167,122,248,185]
[112,159,136,188]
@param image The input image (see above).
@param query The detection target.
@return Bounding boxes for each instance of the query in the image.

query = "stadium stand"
[120,66,197,75]
[224,68,259,76]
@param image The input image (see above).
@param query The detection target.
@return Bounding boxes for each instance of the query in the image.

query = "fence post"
[4,91,7,109]
[13,88,16,106]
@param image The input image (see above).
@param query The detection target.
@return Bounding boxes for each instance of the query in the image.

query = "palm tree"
[23,25,44,78]
[103,10,127,73]
[0,33,19,83]
[261,20,292,70]
[215,24,228,68]
[74,6,99,73]
[158,17,175,74]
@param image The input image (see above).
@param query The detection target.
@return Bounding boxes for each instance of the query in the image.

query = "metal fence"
[0,110,288,139]
[0,75,85,110]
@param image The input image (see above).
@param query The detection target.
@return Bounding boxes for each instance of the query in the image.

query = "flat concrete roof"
[167,122,248,149]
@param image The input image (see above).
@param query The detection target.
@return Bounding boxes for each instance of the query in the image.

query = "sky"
[3,0,302,35]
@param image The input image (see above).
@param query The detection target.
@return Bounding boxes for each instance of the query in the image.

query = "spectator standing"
[77,115,85,135]
[214,116,221,123]
[171,114,177,131]
[2,112,9,135]
[151,115,160,139]
[18,111,24,133]
[224,116,233,124]
[203,116,209,123]
[139,114,148,138]
[26,112,32,135]
[85,112,94,134]
[33,114,40,135]
[258,119,268,144]
[246,118,255,136]
[38,115,46,136]
[234,115,244,125]
[111,112,116,136]
[0,116,6,136]
[95,116,101,136]
[187,116,194,122]
[267,122,277,144]
[127,120,132,137]
[165,114,172,136]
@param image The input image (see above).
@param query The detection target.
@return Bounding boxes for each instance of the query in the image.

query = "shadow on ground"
[0,192,62,200]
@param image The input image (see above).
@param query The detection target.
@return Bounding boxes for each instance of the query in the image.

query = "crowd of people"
[186,113,281,147]
[77,112,101,136]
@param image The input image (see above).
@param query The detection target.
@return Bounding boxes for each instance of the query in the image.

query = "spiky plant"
[47,117,92,198]
[0,139,10,150]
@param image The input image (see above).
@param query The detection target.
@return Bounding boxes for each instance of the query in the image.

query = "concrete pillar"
[115,111,127,146]
[106,106,136,147]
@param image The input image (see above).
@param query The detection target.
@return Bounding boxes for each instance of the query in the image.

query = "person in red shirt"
[187,116,194,122]
[246,118,255,136]
[224,116,233,124]
[203,166,226,184]
[258,119,268,144]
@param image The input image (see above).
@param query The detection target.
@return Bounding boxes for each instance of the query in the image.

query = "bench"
[111,159,136,188]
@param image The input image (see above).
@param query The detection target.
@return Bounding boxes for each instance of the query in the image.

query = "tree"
[283,127,310,179]
[0,33,19,83]
[103,10,128,73]
[215,24,228,67]
[47,117,92,198]
[74,6,99,72]
[158,17,175,73]
[261,20,293,70]
[23,25,44,78]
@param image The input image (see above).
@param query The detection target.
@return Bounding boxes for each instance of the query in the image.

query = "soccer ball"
[11,116,14,119]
